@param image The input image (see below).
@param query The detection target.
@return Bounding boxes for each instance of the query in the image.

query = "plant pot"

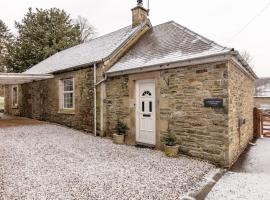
[164,145,180,157]
[113,134,125,145]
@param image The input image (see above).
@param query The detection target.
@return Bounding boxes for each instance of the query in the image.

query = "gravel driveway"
[0,124,214,200]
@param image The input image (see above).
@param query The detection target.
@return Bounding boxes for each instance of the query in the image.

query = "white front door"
[136,80,156,145]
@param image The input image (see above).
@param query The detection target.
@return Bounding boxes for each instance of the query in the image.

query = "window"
[142,91,152,97]
[12,86,18,107]
[149,101,152,112]
[60,78,74,109]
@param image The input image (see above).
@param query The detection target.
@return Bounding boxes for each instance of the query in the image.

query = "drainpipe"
[94,63,97,136]
[96,73,108,86]
[94,73,108,137]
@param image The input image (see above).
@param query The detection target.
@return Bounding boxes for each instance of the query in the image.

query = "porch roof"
[0,73,54,85]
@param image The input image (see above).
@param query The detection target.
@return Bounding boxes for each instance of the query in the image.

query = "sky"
[0,0,270,77]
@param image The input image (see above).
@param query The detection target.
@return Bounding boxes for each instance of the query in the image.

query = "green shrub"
[115,120,129,135]
[161,130,178,146]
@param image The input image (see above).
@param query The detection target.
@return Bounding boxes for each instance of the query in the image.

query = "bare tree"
[74,16,96,43]
[240,50,254,68]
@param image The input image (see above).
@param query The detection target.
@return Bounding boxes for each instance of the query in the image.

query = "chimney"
[132,0,149,27]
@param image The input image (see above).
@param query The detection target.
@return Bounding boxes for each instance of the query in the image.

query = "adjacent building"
[254,78,270,111]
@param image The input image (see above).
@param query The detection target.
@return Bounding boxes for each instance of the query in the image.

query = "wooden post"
[254,107,262,138]
[261,112,264,137]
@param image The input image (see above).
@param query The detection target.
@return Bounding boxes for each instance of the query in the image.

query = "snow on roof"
[108,21,231,74]
[255,78,270,97]
[0,73,54,85]
[24,23,146,74]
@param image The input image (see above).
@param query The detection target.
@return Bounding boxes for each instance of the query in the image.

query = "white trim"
[59,77,75,110]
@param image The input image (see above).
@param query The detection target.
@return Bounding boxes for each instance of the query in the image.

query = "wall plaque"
[204,98,223,108]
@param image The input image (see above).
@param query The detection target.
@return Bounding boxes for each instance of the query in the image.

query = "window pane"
[149,101,152,112]
[142,101,145,112]
[64,79,73,91]
[12,87,18,106]
[64,93,73,108]
[142,91,152,97]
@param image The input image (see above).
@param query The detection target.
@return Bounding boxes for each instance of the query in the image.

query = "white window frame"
[11,85,19,108]
[59,78,75,110]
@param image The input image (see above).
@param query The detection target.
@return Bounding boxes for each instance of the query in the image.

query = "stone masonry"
[159,62,229,167]
[0,85,4,97]
[228,62,254,166]
[4,61,254,167]
[5,67,94,132]
[105,61,254,167]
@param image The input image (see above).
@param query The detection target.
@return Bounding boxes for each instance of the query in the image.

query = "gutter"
[106,49,257,80]
[96,74,108,86]
[93,65,108,136]
[106,50,232,77]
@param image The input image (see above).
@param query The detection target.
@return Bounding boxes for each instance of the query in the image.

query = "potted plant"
[161,130,180,157]
[113,120,129,145]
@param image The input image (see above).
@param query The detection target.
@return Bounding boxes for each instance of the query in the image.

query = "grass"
[0,97,4,109]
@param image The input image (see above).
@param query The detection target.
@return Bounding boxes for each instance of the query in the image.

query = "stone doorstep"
[181,168,227,200]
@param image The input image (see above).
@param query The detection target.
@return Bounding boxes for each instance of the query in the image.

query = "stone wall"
[105,75,130,136]
[228,61,254,167]
[5,85,22,116]
[0,85,4,96]
[159,62,229,166]
[105,62,230,166]
[5,67,94,132]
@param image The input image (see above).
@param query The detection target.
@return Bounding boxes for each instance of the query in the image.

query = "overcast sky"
[1,0,269,77]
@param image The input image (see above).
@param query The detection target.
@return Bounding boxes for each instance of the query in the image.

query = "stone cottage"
[3,1,257,167]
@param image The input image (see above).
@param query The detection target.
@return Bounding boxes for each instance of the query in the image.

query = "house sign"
[204,98,223,108]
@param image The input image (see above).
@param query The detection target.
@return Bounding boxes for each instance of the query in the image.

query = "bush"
[115,120,129,135]
[161,131,178,146]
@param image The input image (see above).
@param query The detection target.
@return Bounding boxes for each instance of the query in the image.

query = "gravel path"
[206,172,270,200]
[0,124,215,200]
[207,138,270,200]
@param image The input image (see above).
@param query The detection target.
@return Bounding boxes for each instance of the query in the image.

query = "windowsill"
[58,109,75,115]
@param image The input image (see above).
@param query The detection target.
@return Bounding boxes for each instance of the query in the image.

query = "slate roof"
[24,23,146,74]
[108,21,231,74]
[255,78,270,97]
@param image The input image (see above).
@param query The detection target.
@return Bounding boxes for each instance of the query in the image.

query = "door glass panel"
[142,101,145,112]
[142,91,152,97]
[149,101,152,113]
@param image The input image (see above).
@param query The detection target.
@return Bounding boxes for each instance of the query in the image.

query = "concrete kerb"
[181,168,227,200]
